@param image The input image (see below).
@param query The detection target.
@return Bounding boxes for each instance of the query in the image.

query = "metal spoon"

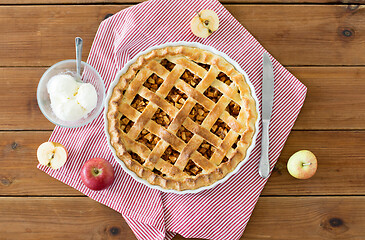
[75,37,83,81]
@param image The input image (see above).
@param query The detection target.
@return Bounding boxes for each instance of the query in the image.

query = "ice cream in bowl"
[37,60,105,128]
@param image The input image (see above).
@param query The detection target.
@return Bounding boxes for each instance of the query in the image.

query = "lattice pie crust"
[107,46,258,191]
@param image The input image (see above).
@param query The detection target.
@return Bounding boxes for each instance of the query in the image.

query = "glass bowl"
[37,60,105,128]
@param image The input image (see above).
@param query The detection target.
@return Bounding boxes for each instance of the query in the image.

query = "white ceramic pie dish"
[104,41,260,194]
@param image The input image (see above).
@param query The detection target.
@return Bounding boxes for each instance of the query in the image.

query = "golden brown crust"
[107,46,258,191]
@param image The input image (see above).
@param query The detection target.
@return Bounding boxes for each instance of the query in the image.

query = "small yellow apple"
[287,150,317,179]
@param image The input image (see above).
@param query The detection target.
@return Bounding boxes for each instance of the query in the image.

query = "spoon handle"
[75,37,83,76]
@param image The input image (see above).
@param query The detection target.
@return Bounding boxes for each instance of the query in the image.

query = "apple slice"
[287,150,318,179]
[190,9,219,38]
[37,142,68,169]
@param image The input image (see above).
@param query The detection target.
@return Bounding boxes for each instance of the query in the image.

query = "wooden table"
[1,0,365,239]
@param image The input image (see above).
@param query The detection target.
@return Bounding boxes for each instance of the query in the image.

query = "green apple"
[287,150,317,179]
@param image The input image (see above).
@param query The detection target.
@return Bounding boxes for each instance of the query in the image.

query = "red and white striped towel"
[38,0,307,239]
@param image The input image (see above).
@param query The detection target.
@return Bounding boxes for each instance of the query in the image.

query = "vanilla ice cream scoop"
[53,98,86,122]
[48,74,79,98]
[76,83,97,112]
[47,74,98,122]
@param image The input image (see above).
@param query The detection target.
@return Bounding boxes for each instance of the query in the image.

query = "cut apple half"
[190,9,219,38]
[37,142,68,169]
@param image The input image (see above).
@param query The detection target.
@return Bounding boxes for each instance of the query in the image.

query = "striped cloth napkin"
[38,0,307,239]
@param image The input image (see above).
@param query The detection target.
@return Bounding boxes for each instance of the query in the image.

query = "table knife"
[258,52,275,178]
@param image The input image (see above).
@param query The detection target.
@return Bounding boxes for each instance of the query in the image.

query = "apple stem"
[302,163,312,166]
[93,168,99,175]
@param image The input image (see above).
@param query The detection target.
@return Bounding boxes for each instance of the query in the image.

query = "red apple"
[287,150,318,179]
[80,158,115,191]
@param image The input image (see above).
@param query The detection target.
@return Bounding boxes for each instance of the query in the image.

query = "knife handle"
[259,119,270,178]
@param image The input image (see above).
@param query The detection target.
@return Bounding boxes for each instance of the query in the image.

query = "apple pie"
[107,46,258,191]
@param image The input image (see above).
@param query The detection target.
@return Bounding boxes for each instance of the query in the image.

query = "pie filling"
[131,95,149,113]
[161,146,179,164]
[143,73,163,92]
[211,118,230,140]
[184,159,203,176]
[136,129,160,150]
[176,125,194,143]
[166,87,187,109]
[193,61,210,71]
[160,58,176,71]
[226,100,241,119]
[204,86,222,103]
[217,72,232,85]
[113,55,252,182]
[181,69,201,88]
[197,140,216,160]
[152,108,172,128]
[189,103,209,125]
[128,151,144,165]
[120,116,134,134]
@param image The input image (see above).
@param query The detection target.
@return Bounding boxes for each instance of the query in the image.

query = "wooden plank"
[231,4,365,66]
[0,68,54,131]
[1,67,364,130]
[1,5,365,66]
[0,197,135,240]
[0,5,128,67]
[1,130,364,196]
[0,196,364,239]
[289,67,365,130]
[243,196,365,240]
[2,0,365,4]
[175,197,365,239]
[0,131,81,196]
[262,130,365,195]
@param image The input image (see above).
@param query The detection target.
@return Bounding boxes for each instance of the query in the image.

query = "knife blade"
[258,52,275,178]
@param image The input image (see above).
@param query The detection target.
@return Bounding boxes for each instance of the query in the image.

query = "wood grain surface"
[1,5,365,67]
[1,67,365,130]
[1,130,364,196]
[0,196,363,239]
[1,0,364,239]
